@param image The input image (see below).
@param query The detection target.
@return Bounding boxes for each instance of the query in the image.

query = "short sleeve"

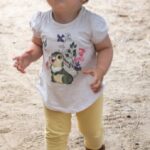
[29,11,42,38]
[91,14,108,44]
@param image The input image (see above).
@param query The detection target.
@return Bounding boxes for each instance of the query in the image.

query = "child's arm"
[83,35,113,93]
[95,35,113,77]
[13,37,43,73]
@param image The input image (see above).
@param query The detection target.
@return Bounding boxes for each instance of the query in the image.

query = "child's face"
[47,0,86,12]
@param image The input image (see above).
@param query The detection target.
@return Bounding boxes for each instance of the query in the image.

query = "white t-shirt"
[30,7,108,113]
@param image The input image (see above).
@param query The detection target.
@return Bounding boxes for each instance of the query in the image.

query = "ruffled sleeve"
[29,11,42,38]
[90,14,108,44]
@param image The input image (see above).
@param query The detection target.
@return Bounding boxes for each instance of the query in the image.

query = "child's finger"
[90,72,99,84]
[92,87,101,93]
[82,69,93,74]
[13,56,20,61]
[18,64,26,73]
[91,79,101,88]
[13,56,26,73]
[82,69,95,76]
[91,82,102,93]
[12,57,17,61]
[13,63,18,68]
[13,57,21,68]
[16,65,25,73]
[90,77,98,86]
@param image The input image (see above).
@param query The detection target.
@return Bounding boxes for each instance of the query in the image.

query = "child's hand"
[83,68,104,93]
[13,51,32,73]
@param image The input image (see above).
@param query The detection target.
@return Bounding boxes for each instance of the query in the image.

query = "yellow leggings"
[44,96,104,150]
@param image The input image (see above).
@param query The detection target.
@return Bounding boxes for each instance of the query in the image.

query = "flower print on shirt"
[64,42,85,72]
[57,34,65,42]
[57,33,72,43]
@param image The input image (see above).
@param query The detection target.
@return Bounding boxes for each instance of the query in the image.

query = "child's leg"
[76,96,104,150]
[44,106,71,150]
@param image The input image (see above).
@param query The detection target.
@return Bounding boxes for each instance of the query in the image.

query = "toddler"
[13,0,113,150]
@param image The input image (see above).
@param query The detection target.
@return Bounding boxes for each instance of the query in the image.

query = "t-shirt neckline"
[49,7,85,27]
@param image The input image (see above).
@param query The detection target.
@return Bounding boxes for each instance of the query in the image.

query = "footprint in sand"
[0,128,11,134]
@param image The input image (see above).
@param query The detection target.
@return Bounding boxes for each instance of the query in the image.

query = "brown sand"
[0,0,150,149]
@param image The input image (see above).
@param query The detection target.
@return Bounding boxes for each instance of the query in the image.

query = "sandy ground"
[0,0,150,150]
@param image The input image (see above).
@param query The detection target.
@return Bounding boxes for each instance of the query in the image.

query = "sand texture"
[0,0,150,149]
